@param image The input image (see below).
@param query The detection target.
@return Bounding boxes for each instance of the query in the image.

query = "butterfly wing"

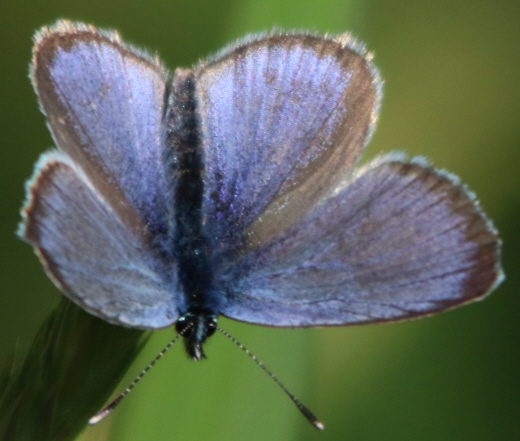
[195,33,381,257]
[19,153,181,328]
[31,21,175,255]
[219,155,503,326]
[19,21,181,327]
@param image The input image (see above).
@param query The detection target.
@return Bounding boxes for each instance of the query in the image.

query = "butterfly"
[19,20,503,425]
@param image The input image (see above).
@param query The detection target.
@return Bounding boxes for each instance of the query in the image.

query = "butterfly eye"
[175,315,194,337]
[206,317,217,337]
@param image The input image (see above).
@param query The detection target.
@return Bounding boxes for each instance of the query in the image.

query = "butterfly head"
[175,312,217,360]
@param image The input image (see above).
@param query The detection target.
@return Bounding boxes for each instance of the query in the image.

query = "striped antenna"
[215,326,324,430]
[89,333,182,425]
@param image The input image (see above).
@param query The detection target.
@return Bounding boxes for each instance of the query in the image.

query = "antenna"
[88,322,324,430]
[215,325,324,431]
[89,334,181,425]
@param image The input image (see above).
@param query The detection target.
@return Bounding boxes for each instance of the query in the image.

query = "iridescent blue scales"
[19,21,503,360]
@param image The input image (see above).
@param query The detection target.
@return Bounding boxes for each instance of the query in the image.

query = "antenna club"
[314,420,325,431]
[88,409,111,425]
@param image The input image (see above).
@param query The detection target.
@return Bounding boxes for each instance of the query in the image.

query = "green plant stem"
[0,297,149,441]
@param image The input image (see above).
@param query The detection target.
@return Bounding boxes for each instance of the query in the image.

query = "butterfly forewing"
[196,33,381,258]
[31,22,175,256]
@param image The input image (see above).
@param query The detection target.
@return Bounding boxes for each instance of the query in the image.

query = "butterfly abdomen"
[167,69,215,316]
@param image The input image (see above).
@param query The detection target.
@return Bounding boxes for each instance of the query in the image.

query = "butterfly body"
[166,69,219,359]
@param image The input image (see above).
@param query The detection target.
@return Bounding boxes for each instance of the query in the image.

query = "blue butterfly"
[19,20,503,426]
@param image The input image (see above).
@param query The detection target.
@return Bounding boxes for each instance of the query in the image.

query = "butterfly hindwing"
[19,152,181,328]
[220,155,503,326]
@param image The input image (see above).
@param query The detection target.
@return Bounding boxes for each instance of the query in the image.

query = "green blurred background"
[1,1,519,440]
